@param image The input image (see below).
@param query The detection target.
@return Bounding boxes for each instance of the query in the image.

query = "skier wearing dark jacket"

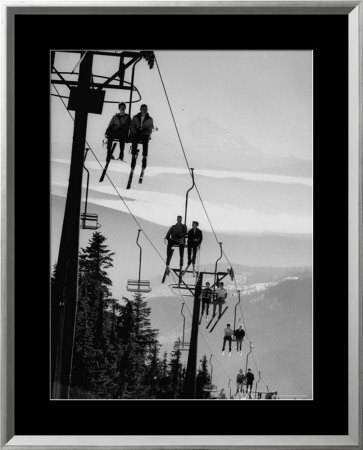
[187,221,203,268]
[130,104,153,171]
[164,215,188,267]
[245,369,255,394]
[105,102,130,161]
[234,325,245,353]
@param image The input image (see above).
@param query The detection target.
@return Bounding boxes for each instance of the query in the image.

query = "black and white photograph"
[51,49,313,400]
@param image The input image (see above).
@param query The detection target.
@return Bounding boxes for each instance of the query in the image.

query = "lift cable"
[155,56,267,384]
[155,56,235,266]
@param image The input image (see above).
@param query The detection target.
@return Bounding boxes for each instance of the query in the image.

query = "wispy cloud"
[52,158,312,187]
[52,181,312,235]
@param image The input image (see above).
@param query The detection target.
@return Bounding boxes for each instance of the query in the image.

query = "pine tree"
[116,292,160,399]
[70,231,117,398]
[168,341,184,398]
[196,354,212,399]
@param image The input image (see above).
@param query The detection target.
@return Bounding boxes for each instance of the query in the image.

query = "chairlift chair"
[80,212,101,230]
[174,339,190,352]
[126,229,152,294]
[81,148,101,230]
[203,385,218,393]
[126,279,151,293]
[175,303,190,351]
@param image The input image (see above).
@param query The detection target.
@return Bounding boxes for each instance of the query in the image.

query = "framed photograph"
[2,2,361,448]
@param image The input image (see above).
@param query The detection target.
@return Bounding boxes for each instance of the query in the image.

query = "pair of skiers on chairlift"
[164,215,203,274]
[104,102,154,173]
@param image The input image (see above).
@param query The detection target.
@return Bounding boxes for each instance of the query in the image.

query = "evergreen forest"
[52,231,212,399]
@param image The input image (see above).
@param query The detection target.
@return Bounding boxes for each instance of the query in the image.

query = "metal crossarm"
[169,284,195,297]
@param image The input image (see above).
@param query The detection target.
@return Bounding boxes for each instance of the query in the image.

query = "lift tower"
[51,50,154,399]
[170,265,232,399]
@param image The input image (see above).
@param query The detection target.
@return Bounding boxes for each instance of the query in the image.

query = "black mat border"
[11,12,348,436]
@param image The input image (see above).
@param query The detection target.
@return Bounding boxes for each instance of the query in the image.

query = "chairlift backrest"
[126,279,151,293]
[174,340,190,352]
[80,213,101,230]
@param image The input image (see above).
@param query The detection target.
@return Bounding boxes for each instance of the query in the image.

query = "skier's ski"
[139,169,145,184]
[161,265,170,284]
[210,306,228,333]
[99,142,117,182]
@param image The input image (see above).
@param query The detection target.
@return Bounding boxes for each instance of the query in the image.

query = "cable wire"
[155,55,268,385]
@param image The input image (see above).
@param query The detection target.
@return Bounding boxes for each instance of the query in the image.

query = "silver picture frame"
[1,1,362,448]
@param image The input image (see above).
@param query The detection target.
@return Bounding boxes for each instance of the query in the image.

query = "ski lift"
[184,168,195,230]
[170,168,196,251]
[245,341,255,373]
[161,169,197,284]
[80,148,101,230]
[254,371,262,397]
[206,243,229,332]
[126,229,151,293]
[232,289,241,340]
[174,303,190,351]
[209,354,214,384]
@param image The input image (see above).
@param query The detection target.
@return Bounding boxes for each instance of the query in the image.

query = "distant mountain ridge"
[154,117,311,177]
[147,269,312,397]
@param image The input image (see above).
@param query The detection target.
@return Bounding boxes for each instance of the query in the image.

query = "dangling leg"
[179,244,184,268]
[200,301,205,321]
[192,246,197,274]
[118,138,126,161]
[218,301,222,318]
[187,245,192,266]
[178,244,184,284]
[166,242,173,266]
[192,246,197,266]
[222,336,226,354]
[107,137,117,161]
[141,156,147,170]
[139,137,148,184]
[131,153,137,171]
[212,301,217,317]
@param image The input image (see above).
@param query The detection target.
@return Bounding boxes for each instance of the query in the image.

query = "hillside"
[147,270,313,398]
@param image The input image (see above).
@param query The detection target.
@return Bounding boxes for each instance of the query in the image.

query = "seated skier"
[234,324,246,355]
[186,221,203,273]
[222,323,233,356]
[105,102,130,161]
[200,281,213,322]
[130,104,153,173]
[164,215,188,270]
[212,281,228,318]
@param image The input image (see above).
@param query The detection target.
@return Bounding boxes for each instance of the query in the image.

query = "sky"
[52,50,312,160]
[51,50,313,397]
